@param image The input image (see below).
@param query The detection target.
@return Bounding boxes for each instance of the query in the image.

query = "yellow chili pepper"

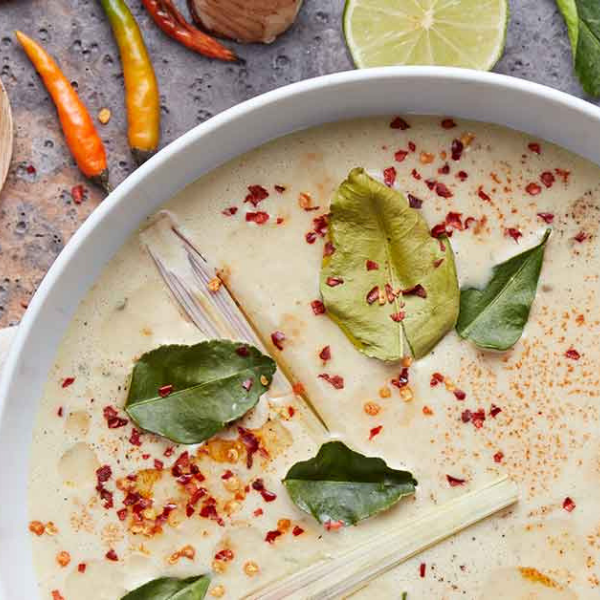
[100,0,160,164]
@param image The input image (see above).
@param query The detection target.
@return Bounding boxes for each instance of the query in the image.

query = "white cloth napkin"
[0,326,16,375]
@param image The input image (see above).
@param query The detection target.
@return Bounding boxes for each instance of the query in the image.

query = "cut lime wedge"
[344,0,509,71]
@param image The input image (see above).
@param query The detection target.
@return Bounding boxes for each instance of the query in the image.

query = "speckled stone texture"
[0,0,593,326]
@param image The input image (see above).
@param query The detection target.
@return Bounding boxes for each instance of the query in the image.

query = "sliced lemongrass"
[246,475,518,600]
[140,212,329,434]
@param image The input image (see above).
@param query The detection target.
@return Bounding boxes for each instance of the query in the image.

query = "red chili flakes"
[451,139,464,161]
[391,368,409,389]
[236,345,250,357]
[96,464,112,483]
[241,378,253,391]
[430,372,444,387]
[238,427,260,468]
[574,231,588,243]
[323,241,335,257]
[408,141,416,152]
[528,142,541,154]
[71,184,86,204]
[441,118,457,129]
[505,228,522,243]
[292,525,304,536]
[254,508,264,517]
[61,377,75,388]
[319,346,331,362]
[445,211,464,231]
[563,497,576,512]
[490,404,502,418]
[446,474,466,487]
[366,285,380,305]
[326,277,344,287]
[252,478,277,502]
[221,470,233,480]
[433,258,445,268]
[408,193,423,209]
[525,182,542,196]
[77,562,86,573]
[57,406,63,417]
[565,347,581,360]
[105,549,118,562]
[493,451,504,464]
[222,206,238,216]
[129,428,142,447]
[265,529,283,544]
[244,185,269,206]
[324,519,344,531]
[422,405,433,416]
[435,182,453,198]
[274,184,286,193]
[292,382,305,395]
[246,211,269,225]
[311,300,326,315]
[394,149,409,162]
[164,446,175,457]
[555,168,570,183]
[318,373,344,389]
[425,178,436,190]
[402,284,427,298]
[478,187,491,202]
[471,409,486,428]
[419,562,426,578]
[540,171,555,188]
[214,548,235,562]
[271,331,286,350]
[411,168,422,180]
[438,163,450,175]
[456,170,468,181]
[51,592,65,600]
[431,222,449,239]
[383,166,396,187]
[154,459,164,470]
[313,214,329,237]
[276,217,284,224]
[390,312,405,322]
[366,259,379,271]
[454,389,466,401]
[390,116,410,130]
[385,283,396,303]
[288,406,295,417]
[299,192,320,211]
[369,425,383,440]
[461,409,472,423]
[26,164,36,174]
[537,212,555,224]
[158,384,173,397]
[103,406,128,429]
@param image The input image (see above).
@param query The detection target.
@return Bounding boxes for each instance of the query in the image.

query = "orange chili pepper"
[100,0,160,164]
[142,0,237,62]
[15,31,109,192]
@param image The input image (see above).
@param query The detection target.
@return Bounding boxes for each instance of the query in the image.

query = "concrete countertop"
[0,0,593,327]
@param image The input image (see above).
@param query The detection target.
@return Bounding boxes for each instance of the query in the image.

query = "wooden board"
[0,79,13,192]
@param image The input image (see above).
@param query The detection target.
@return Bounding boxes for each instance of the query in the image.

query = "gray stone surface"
[0,0,592,325]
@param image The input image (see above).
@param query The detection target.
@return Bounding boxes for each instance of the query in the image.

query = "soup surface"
[28,117,600,599]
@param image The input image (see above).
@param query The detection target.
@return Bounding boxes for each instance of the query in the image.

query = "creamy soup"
[28,117,600,599]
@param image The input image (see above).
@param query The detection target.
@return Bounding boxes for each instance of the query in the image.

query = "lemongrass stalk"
[246,476,518,600]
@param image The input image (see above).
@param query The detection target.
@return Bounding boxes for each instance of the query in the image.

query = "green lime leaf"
[456,230,551,351]
[125,340,276,444]
[320,168,459,361]
[283,441,417,526]
[121,575,210,600]
[556,0,600,96]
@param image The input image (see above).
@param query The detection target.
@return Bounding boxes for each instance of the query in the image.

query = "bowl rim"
[3,66,600,598]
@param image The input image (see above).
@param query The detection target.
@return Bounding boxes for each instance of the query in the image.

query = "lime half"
[344,0,509,71]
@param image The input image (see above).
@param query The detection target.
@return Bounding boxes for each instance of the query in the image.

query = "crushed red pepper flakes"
[271,331,286,350]
[574,231,588,243]
[26,164,36,175]
[402,284,427,298]
[61,377,75,388]
[565,348,581,360]
[252,478,277,502]
[254,508,264,517]
[563,497,576,512]
[461,409,472,423]
[419,563,426,578]
[222,206,238,216]
[435,182,453,198]
[246,211,269,224]
[366,259,379,271]
[441,118,457,129]
[274,184,286,193]
[129,428,142,446]
[540,171,555,188]
[265,529,283,544]
[105,549,118,562]
[288,406,296,417]
[431,222,450,239]
[319,345,331,362]
[425,178,436,191]
[51,592,65,600]
[454,389,466,401]
[158,384,173,398]
[71,184,86,204]
[292,525,304,536]
[369,425,383,440]
[555,167,571,183]
[57,406,63,417]
[451,139,464,161]
[215,549,235,562]
[323,241,335,257]
[408,193,423,209]
[438,163,450,175]
[239,427,261,469]
[103,406,128,429]
[430,372,444,387]
[318,373,344,389]
[471,409,486,428]
[525,182,542,196]
[366,285,380,305]
[311,300,326,315]
[241,378,254,391]
[422,405,433,416]
[164,446,175,457]
[390,116,410,130]
[490,404,502,418]
[433,258,445,268]
[411,168,422,180]
[77,562,87,573]
[244,185,269,206]
[478,187,491,202]
[383,166,397,187]
[394,149,409,162]
[292,382,305,395]
[537,212,554,224]
[456,170,468,181]
[326,276,344,287]
[446,475,466,487]
[408,141,416,152]
[96,464,112,483]
[324,519,344,531]
[221,470,234,480]
[154,459,164,470]
[493,451,504,464]
[505,228,523,243]
[528,142,541,154]
[390,312,405,322]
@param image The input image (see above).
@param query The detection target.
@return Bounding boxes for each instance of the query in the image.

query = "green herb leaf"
[456,229,551,351]
[121,575,210,600]
[320,168,459,360]
[556,0,600,96]
[125,340,276,444]
[283,441,417,526]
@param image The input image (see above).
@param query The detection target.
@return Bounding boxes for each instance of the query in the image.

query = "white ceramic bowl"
[3,67,600,599]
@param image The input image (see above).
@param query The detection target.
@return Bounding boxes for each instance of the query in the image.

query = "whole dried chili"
[15,32,109,192]
[143,0,237,61]
[100,0,161,164]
